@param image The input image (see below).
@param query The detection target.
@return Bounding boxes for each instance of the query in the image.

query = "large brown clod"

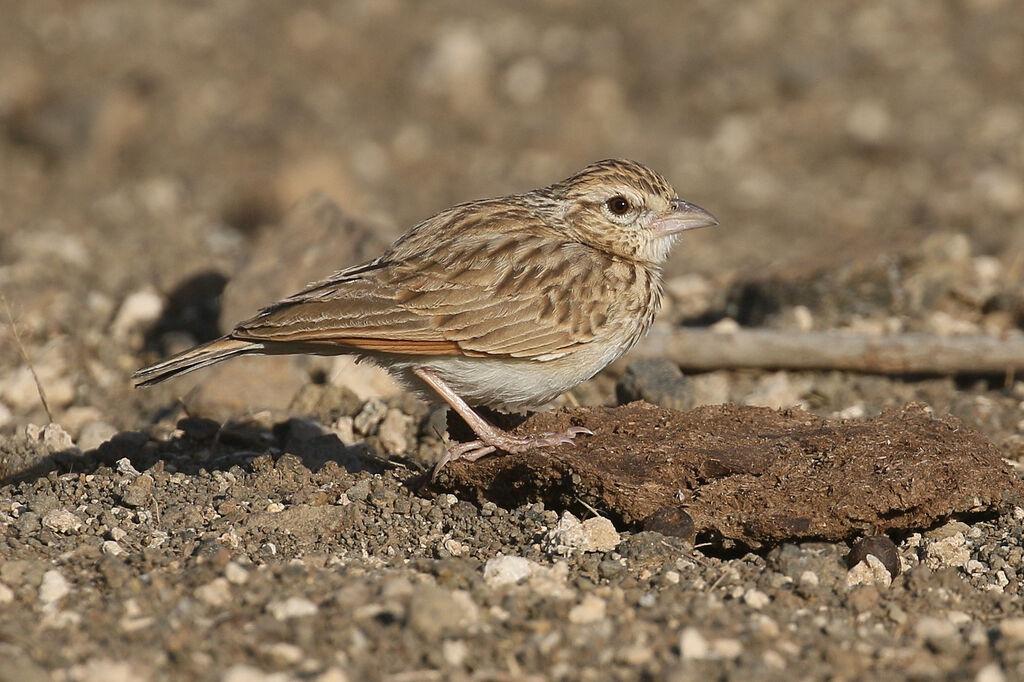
[438,402,1023,547]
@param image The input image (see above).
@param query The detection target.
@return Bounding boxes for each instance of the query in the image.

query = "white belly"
[389,336,631,411]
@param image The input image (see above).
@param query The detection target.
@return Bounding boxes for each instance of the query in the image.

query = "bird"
[134,159,717,474]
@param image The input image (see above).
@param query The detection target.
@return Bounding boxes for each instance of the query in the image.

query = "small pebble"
[101,541,125,556]
[407,586,478,637]
[38,569,70,606]
[483,555,533,587]
[265,642,303,665]
[998,617,1024,643]
[42,509,82,534]
[679,627,709,660]
[743,588,770,609]
[544,512,620,555]
[225,562,249,585]
[846,555,893,589]
[195,578,231,606]
[111,288,164,336]
[568,595,606,624]
[267,597,318,620]
[77,421,119,452]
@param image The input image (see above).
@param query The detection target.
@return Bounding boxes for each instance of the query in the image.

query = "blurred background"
[1,0,1023,431]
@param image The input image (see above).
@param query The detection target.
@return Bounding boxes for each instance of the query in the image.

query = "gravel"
[2,1,1024,679]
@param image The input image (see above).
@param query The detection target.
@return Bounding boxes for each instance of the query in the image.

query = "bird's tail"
[133,336,258,387]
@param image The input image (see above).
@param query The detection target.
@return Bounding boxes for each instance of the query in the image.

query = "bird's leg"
[413,367,593,476]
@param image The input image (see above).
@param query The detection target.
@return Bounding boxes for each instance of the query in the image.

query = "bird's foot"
[431,426,593,479]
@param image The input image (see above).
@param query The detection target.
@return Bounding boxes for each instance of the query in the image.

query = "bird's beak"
[652,199,719,237]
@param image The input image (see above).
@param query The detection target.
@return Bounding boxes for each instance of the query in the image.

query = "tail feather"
[133,336,258,387]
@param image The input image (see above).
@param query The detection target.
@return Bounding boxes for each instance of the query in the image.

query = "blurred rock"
[482,555,534,587]
[617,358,694,411]
[568,594,606,624]
[664,274,714,320]
[416,24,494,114]
[378,408,413,455]
[407,585,478,638]
[691,372,731,407]
[179,194,396,417]
[111,288,164,338]
[59,406,104,438]
[742,371,810,409]
[1,353,75,413]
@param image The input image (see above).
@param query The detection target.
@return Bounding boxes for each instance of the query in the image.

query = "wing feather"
[230,212,630,360]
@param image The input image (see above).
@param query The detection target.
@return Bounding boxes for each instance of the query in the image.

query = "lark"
[134,159,717,472]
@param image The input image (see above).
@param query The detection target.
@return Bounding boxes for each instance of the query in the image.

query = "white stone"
[751,614,780,638]
[195,578,232,607]
[225,561,249,585]
[41,423,75,453]
[679,627,710,660]
[846,99,892,144]
[265,642,303,665]
[568,595,606,624]
[998,617,1024,643]
[925,534,971,569]
[111,288,164,337]
[0,581,13,604]
[743,588,770,609]
[267,596,318,620]
[331,416,357,446]
[846,555,893,588]
[947,611,972,627]
[353,399,387,435]
[442,639,469,667]
[710,317,740,333]
[377,408,413,455]
[38,569,70,606]
[543,512,620,555]
[711,639,744,659]
[763,650,787,669]
[915,616,957,643]
[976,663,1007,682]
[68,659,141,682]
[77,421,119,451]
[799,570,820,588]
[42,509,83,534]
[101,540,125,556]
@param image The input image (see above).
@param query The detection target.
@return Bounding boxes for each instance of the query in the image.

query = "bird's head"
[546,159,717,265]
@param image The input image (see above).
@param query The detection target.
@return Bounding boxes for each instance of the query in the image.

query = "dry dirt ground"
[2,2,1024,681]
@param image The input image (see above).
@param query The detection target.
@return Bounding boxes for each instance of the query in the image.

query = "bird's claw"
[431,425,594,479]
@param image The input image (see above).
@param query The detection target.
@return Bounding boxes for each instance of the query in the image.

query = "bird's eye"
[606,196,630,216]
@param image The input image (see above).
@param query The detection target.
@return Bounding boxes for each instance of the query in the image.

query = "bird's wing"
[231,223,628,361]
